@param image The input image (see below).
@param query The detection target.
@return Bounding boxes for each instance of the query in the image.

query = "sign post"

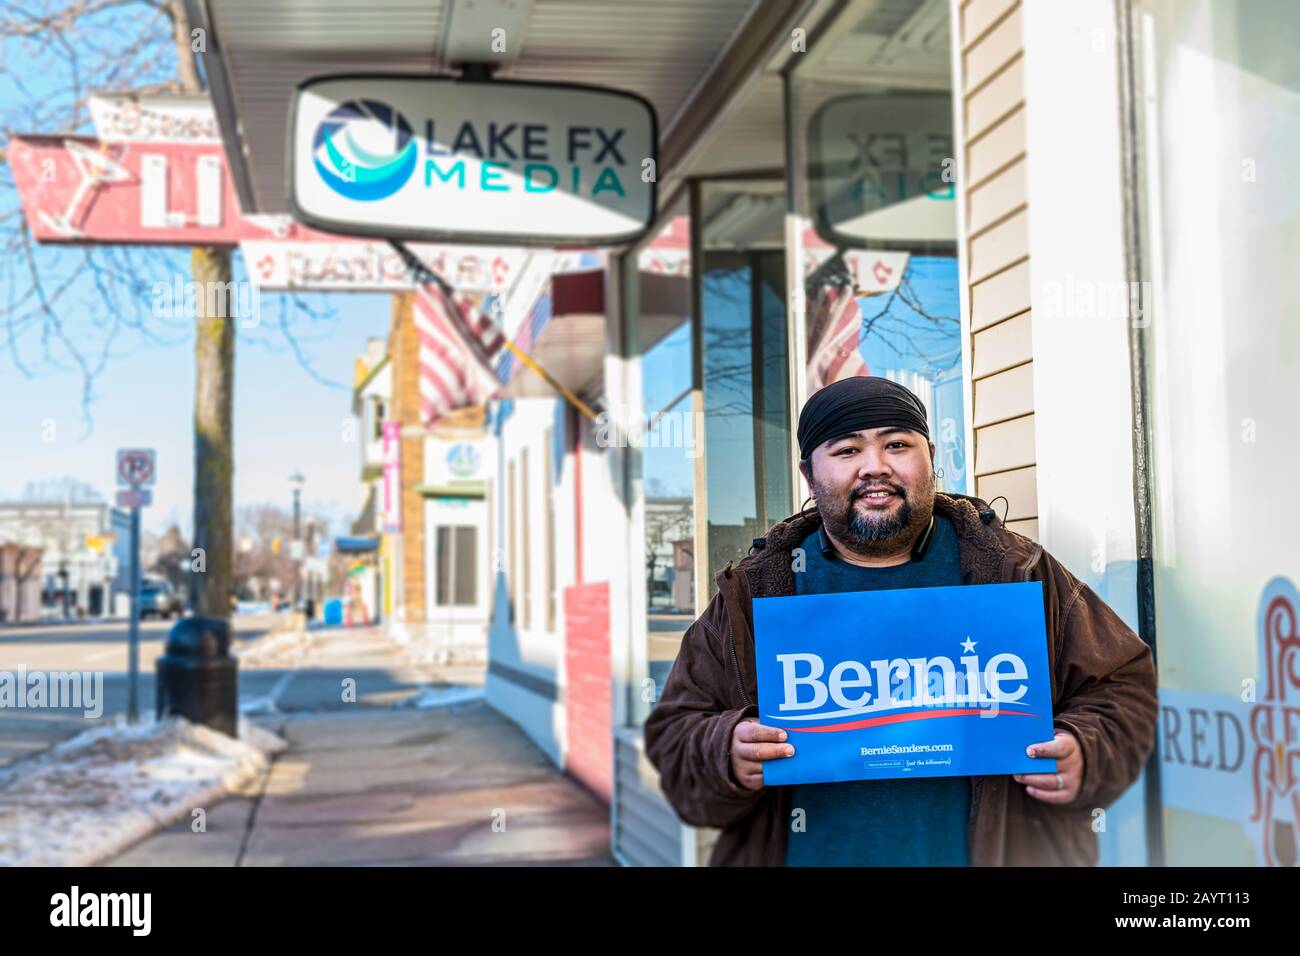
[116,448,156,723]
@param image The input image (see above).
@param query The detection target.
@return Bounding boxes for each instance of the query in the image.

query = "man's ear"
[798,457,812,487]
[928,441,936,466]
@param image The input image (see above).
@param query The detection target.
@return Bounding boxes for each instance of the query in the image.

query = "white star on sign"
[961,637,977,654]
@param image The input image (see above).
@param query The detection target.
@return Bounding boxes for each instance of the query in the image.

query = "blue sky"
[0,280,391,537]
[0,7,393,537]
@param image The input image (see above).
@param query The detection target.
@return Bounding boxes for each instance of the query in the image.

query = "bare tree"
[1,1,342,621]
[233,502,346,604]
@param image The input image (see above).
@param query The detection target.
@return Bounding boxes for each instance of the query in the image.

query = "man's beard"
[814,471,935,558]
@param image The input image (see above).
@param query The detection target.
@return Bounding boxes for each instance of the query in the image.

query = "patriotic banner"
[806,281,868,393]
[413,279,504,428]
[803,245,912,394]
[754,582,1057,785]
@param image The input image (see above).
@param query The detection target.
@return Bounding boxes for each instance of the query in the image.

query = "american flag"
[413,276,505,428]
[806,280,868,392]
[494,291,551,387]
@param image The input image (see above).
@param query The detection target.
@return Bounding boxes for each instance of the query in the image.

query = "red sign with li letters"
[7,135,339,247]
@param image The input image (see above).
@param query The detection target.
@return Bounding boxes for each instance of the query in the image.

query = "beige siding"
[968,156,1026,234]
[975,465,1037,521]
[966,55,1024,140]
[970,259,1031,331]
[974,414,1036,474]
[973,362,1034,427]
[967,106,1025,186]
[964,6,1023,88]
[968,207,1027,283]
[962,0,1019,45]
[972,311,1032,377]
[961,0,1036,539]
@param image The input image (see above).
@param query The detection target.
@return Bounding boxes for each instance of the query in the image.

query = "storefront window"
[1134,0,1300,866]
[623,209,694,722]
[700,179,792,582]
[787,0,966,492]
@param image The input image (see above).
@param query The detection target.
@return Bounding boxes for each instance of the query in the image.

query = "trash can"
[323,597,343,626]
[155,615,238,737]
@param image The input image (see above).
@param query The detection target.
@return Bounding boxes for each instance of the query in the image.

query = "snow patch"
[0,715,285,866]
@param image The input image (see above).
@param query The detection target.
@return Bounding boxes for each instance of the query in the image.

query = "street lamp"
[289,471,304,611]
[289,470,304,540]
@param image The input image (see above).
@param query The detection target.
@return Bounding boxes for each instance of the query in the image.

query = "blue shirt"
[784,513,971,867]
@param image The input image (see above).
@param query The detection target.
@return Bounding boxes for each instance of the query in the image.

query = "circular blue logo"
[447,443,481,478]
[312,99,417,201]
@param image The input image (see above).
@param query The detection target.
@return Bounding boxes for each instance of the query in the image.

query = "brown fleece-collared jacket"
[643,492,1158,866]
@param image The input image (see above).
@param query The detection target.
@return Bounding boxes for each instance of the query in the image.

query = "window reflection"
[792,0,965,493]
[700,181,792,592]
[628,213,695,714]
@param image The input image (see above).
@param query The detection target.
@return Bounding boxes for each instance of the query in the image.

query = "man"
[644,376,1158,866]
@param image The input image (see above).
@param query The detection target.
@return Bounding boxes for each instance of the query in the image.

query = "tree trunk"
[170,1,235,620]
[191,245,235,616]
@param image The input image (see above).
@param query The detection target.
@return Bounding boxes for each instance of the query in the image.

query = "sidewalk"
[102,701,616,866]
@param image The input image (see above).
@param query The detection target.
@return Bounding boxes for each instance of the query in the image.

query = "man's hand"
[729,718,795,791]
[1014,730,1084,804]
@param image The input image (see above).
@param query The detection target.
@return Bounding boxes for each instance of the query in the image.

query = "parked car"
[138,579,183,619]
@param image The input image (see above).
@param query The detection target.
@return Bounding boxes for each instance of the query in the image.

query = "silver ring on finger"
[1055,772,1063,790]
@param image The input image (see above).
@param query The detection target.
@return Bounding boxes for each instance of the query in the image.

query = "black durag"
[797,376,931,461]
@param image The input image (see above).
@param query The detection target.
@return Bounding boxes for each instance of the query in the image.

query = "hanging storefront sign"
[7,135,333,247]
[89,93,221,144]
[289,75,657,246]
[806,92,956,247]
[423,437,486,486]
[242,240,527,293]
[381,420,402,534]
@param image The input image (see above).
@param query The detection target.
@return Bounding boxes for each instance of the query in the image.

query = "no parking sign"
[115,448,156,488]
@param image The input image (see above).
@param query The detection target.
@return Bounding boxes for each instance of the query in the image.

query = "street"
[0,615,433,766]
[0,617,247,766]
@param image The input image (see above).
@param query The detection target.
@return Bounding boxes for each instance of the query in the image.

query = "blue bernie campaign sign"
[753,581,1057,786]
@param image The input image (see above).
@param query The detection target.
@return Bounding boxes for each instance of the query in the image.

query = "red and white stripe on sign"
[413,281,504,428]
[806,282,868,393]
